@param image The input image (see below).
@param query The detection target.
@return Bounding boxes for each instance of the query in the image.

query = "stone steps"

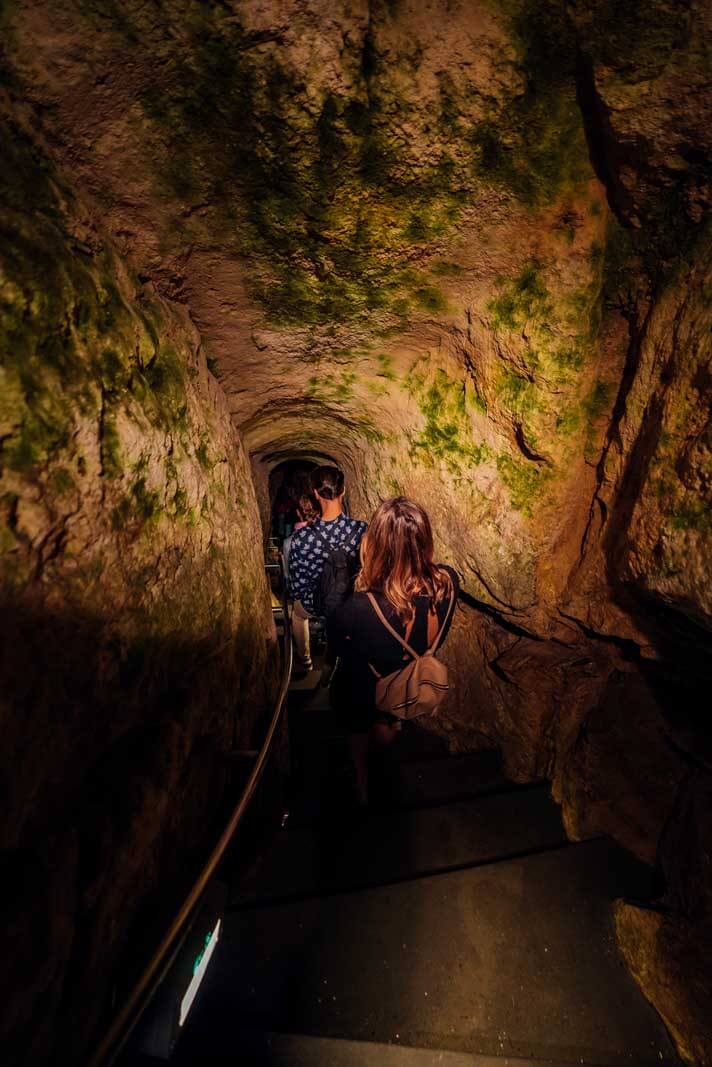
[231,782,567,907]
[174,837,675,1067]
[227,1030,610,1067]
[167,699,679,1067]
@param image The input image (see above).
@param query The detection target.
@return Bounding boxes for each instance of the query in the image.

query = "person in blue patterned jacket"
[288,465,367,674]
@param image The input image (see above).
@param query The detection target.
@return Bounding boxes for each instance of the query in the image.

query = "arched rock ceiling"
[2,0,710,634]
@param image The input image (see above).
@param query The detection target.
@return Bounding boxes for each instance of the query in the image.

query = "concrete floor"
[219,1032,632,1066]
[233,786,567,907]
[169,672,679,1067]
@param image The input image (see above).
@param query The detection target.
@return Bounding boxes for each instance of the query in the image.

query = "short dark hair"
[310,465,344,500]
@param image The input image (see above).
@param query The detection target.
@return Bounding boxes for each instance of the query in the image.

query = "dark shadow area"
[0,594,277,1067]
[574,47,640,226]
[612,586,712,768]
[269,459,319,542]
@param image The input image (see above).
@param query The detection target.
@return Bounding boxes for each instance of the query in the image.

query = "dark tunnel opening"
[268,458,319,541]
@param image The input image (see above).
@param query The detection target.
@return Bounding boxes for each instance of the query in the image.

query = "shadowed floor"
[170,671,679,1067]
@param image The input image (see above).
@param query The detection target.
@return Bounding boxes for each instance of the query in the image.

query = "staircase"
[171,671,679,1066]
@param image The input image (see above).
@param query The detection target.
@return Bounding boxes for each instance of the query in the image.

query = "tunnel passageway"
[267,457,359,543]
[1,0,710,1061]
[269,459,319,542]
[168,659,680,1067]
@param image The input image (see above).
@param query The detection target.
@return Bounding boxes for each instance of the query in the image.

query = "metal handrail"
[88,562,293,1066]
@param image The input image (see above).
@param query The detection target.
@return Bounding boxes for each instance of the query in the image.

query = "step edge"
[240,1029,654,1067]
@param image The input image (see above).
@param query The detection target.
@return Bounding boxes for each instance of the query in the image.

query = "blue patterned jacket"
[288,514,367,615]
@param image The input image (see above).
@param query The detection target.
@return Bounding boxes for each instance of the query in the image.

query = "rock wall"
[616,769,712,1067]
[0,0,710,1062]
[0,105,277,1064]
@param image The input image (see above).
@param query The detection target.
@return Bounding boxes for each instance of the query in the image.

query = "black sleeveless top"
[327,565,460,728]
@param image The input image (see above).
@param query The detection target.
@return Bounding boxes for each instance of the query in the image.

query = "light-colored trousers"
[292,600,312,667]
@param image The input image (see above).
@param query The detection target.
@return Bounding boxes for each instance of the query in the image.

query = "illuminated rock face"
[0,0,710,1063]
[0,116,277,1064]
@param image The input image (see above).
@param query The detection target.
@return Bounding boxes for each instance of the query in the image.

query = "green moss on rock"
[408,366,490,473]
[582,377,614,457]
[305,369,358,403]
[555,403,581,437]
[496,368,540,418]
[665,498,712,533]
[496,451,551,516]
[489,257,602,393]
[376,354,397,381]
[146,16,459,325]
[131,476,161,522]
[100,414,123,479]
[0,112,253,600]
[573,0,691,83]
[488,261,552,334]
[470,0,591,207]
[0,114,194,516]
[58,3,473,331]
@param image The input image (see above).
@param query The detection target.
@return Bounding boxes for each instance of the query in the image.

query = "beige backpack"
[367,581,455,720]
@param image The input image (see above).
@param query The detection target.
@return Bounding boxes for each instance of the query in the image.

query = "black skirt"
[329,660,398,733]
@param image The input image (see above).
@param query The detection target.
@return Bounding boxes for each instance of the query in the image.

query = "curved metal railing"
[88,561,293,1066]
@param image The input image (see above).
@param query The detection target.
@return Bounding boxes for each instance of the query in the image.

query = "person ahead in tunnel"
[283,491,320,586]
[272,480,297,540]
[328,498,459,807]
[288,465,367,675]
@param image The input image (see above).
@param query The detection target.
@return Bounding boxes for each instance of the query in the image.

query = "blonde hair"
[355,497,450,623]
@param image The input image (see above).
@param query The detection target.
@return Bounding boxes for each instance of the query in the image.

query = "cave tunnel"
[0,1,710,1065]
[268,458,319,538]
[265,454,362,542]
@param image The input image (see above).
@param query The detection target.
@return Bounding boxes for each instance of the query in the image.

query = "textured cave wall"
[0,0,710,1061]
[2,0,613,629]
[0,107,277,1063]
[616,769,712,1067]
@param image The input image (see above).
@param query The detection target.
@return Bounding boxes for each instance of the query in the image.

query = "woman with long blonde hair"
[328,497,459,806]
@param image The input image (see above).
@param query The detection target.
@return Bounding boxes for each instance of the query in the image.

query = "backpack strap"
[366,593,420,660]
[367,575,455,672]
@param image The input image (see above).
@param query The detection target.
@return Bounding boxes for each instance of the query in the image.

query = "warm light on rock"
[0,0,709,1063]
